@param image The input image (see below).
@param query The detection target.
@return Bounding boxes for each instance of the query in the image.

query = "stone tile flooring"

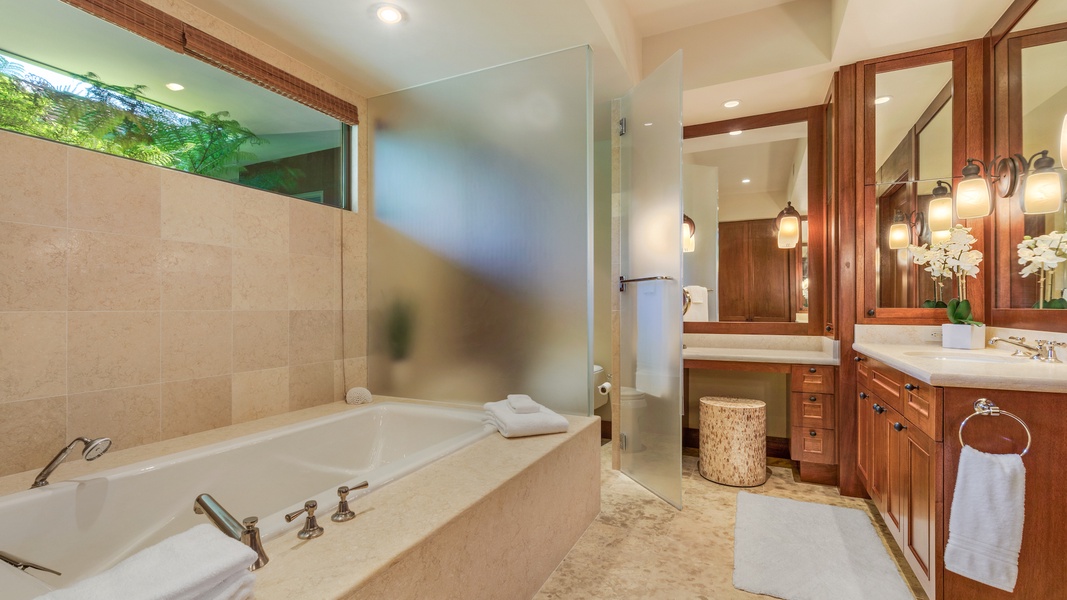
[535,445,925,599]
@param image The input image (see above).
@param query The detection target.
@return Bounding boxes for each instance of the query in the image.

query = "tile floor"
[535,444,925,599]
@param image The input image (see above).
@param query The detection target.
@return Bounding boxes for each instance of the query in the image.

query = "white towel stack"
[944,445,1027,593]
[683,285,709,322]
[41,524,258,600]
[505,394,540,414]
[483,397,568,438]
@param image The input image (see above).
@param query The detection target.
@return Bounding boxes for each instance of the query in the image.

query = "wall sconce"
[955,159,993,219]
[682,214,696,253]
[928,180,953,232]
[775,202,801,249]
[888,209,925,250]
[1018,151,1063,215]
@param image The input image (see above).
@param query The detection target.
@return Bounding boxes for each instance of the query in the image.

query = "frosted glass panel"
[619,53,683,508]
[368,47,592,415]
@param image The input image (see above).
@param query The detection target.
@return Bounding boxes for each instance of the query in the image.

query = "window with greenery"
[0,1,352,209]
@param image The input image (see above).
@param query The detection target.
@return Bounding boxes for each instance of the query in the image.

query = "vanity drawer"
[791,365,835,394]
[791,392,836,430]
[856,356,871,388]
[902,377,942,441]
[791,427,837,464]
[869,365,903,412]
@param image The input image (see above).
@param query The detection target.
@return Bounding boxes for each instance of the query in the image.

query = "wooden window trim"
[60,0,359,125]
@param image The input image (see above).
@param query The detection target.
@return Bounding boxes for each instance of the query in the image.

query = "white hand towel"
[199,570,255,600]
[683,285,709,322]
[506,394,540,414]
[40,524,257,600]
[944,445,1026,592]
[483,400,568,438]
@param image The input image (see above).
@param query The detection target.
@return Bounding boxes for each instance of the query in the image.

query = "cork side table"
[698,397,767,487]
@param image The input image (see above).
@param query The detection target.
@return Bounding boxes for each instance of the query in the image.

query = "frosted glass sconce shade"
[931,229,951,244]
[1022,152,1063,215]
[955,160,992,219]
[682,214,696,253]
[928,181,953,232]
[774,201,801,249]
[888,223,911,249]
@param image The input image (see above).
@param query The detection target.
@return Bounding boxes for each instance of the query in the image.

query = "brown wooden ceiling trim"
[59,0,359,125]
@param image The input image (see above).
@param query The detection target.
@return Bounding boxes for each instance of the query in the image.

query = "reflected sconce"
[887,209,925,250]
[955,159,993,220]
[682,214,696,253]
[927,181,954,232]
[1019,151,1063,215]
[775,202,801,249]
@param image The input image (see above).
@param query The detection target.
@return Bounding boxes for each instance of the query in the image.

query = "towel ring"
[958,399,1031,456]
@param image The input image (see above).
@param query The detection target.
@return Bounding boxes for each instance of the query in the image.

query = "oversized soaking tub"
[0,401,490,597]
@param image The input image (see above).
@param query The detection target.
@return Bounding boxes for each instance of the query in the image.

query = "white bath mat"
[733,492,913,600]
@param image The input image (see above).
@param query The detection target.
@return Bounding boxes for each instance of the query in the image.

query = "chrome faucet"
[988,336,1042,358]
[193,493,269,570]
[31,437,111,489]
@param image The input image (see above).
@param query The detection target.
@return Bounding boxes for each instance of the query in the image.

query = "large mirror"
[994,4,1067,318]
[682,107,825,335]
[871,60,957,309]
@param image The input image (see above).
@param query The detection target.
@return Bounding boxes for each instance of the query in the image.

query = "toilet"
[619,386,647,451]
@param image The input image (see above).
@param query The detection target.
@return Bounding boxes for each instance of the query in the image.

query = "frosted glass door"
[619,52,683,508]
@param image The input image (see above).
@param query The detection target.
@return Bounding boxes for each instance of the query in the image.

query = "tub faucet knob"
[285,500,324,540]
[332,481,369,523]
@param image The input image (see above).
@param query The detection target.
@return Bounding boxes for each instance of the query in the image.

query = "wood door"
[902,427,940,600]
[856,387,873,490]
[747,219,792,322]
[717,220,748,321]
[883,404,906,546]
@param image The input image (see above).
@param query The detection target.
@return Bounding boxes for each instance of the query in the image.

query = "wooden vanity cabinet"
[789,365,838,481]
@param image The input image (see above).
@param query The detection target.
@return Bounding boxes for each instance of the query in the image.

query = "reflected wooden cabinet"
[718,219,794,322]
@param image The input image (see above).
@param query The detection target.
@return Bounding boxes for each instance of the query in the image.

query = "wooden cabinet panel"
[856,387,875,494]
[869,365,903,412]
[903,377,942,441]
[791,392,835,429]
[902,426,940,600]
[717,219,794,322]
[790,427,836,464]
[882,404,906,546]
[791,364,835,393]
[717,221,749,322]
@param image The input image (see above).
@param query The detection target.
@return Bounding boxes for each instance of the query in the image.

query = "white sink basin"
[902,350,1018,364]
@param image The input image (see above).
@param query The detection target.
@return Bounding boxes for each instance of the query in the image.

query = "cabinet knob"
[859,392,868,399]
[825,325,833,332]
[867,309,876,316]
[873,404,885,414]
[893,422,906,432]
[808,395,818,402]
[904,383,917,391]
[808,367,817,373]
[854,356,863,362]
[809,430,817,437]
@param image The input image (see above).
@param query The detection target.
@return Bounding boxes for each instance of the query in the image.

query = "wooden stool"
[699,397,767,487]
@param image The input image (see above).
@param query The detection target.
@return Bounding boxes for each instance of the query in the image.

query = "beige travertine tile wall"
[0,130,368,477]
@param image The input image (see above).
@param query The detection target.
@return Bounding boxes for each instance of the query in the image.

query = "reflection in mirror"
[873,62,956,308]
[682,122,809,323]
[1002,32,1067,308]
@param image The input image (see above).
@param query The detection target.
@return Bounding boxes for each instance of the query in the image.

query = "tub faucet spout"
[193,493,269,570]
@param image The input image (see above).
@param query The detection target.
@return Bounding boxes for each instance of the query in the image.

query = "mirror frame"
[855,40,988,325]
[991,19,1067,332]
[682,105,827,336]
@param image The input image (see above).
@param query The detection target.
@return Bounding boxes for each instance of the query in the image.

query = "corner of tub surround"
[253,414,601,600]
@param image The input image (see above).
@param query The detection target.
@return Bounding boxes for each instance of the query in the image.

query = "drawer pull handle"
[893,422,906,432]
[808,395,818,402]
[808,367,817,373]
[809,430,817,437]
[904,383,917,391]
[873,404,885,414]
[859,392,868,399]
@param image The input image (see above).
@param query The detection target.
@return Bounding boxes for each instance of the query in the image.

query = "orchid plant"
[908,225,983,325]
[1017,232,1067,309]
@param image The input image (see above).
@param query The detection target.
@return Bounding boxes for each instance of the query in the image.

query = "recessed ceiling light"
[874,95,892,105]
[723,100,741,108]
[376,4,404,23]
[742,178,751,184]
[729,130,742,136]
[165,83,184,91]
[644,122,653,126]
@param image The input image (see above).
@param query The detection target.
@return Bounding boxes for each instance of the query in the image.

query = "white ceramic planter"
[942,323,985,349]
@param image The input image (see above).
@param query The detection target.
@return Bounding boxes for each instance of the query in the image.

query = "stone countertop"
[852,341,1067,394]
[683,334,839,366]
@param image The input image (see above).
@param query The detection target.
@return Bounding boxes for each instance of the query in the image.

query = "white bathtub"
[0,401,490,597]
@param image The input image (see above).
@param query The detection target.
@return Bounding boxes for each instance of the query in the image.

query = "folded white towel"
[483,400,568,438]
[506,394,540,414]
[683,285,709,322]
[40,524,257,600]
[944,445,1026,592]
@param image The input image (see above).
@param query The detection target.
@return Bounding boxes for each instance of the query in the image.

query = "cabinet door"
[883,405,906,546]
[747,219,793,322]
[902,427,939,600]
[857,388,872,489]
[717,221,748,321]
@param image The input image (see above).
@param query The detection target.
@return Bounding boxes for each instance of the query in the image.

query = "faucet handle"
[1046,340,1066,363]
[332,481,369,523]
[240,517,269,570]
[285,500,324,540]
[1009,335,1026,342]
